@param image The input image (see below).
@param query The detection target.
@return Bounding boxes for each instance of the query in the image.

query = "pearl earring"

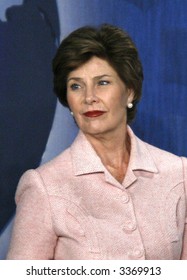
[70,111,74,116]
[127,102,133,109]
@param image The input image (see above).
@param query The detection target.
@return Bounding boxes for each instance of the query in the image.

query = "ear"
[127,88,135,104]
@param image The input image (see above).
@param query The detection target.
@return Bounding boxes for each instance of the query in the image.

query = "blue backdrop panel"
[0,0,58,232]
[131,0,187,156]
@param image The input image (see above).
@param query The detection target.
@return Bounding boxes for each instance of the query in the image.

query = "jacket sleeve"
[181,157,187,260]
[6,169,57,260]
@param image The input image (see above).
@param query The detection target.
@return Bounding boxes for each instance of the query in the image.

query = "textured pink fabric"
[7,127,187,259]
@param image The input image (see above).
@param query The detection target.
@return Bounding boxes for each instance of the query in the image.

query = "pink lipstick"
[83,110,106,117]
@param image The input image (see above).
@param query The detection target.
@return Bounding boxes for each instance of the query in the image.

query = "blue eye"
[70,83,81,90]
[98,80,110,86]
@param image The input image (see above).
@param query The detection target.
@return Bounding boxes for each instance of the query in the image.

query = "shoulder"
[35,147,74,190]
[135,138,187,207]
[140,139,187,188]
[37,147,72,176]
[129,126,183,171]
[15,131,91,198]
[16,147,72,197]
[133,133,185,179]
[144,140,185,177]
[144,140,182,165]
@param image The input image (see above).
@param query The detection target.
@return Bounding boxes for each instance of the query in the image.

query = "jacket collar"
[70,126,158,178]
[70,130,105,175]
[127,126,158,173]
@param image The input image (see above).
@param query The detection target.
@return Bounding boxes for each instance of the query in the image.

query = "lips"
[83,110,106,117]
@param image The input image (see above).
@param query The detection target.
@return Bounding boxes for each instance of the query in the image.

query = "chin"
[81,126,104,134]
[82,125,115,136]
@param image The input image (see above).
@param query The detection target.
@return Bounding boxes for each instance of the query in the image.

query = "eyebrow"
[67,74,112,83]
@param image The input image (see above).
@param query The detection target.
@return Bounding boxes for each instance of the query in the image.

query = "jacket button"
[121,194,129,203]
[132,249,144,258]
[128,248,145,259]
[122,221,137,233]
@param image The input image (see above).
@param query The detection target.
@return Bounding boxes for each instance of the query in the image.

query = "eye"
[69,83,81,91]
[98,80,110,86]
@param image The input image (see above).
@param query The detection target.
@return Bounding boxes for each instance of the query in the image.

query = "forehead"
[68,56,118,79]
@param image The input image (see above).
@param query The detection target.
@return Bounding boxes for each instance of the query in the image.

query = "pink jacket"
[7,127,187,259]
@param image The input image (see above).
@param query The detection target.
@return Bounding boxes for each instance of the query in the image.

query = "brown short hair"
[52,24,143,123]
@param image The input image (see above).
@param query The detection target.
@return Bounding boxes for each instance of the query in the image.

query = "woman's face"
[67,56,134,137]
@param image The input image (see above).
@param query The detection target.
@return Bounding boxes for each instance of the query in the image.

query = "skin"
[67,56,134,183]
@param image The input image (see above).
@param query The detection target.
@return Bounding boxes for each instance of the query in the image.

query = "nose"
[84,86,99,105]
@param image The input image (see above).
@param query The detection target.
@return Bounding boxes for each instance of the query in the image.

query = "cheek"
[67,92,72,102]
[109,93,127,111]
[67,94,77,111]
[66,94,71,107]
[120,91,129,109]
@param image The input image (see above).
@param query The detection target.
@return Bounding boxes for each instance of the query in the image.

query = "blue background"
[0,0,187,259]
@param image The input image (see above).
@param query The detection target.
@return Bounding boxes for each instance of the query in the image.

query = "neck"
[84,126,130,182]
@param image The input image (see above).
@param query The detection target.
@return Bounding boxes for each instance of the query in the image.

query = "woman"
[7,24,187,260]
